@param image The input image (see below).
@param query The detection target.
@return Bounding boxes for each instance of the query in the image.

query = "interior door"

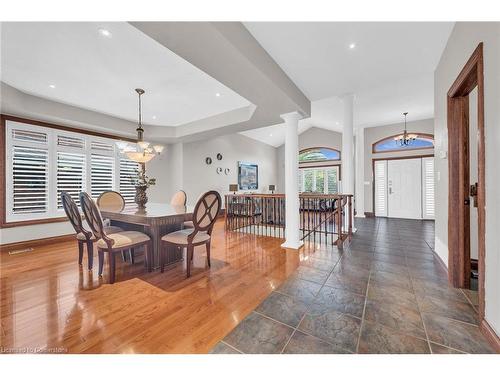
[387,158,422,219]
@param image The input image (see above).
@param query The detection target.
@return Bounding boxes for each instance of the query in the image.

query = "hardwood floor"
[0,219,301,353]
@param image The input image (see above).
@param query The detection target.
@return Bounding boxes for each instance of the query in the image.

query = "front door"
[387,158,422,219]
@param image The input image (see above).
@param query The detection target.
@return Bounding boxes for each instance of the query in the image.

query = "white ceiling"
[242,22,452,147]
[1,22,251,127]
[242,73,435,147]
[244,22,454,101]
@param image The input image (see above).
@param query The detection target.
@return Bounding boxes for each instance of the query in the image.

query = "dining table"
[100,202,194,269]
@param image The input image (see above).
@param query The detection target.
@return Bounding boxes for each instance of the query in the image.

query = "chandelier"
[116,88,164,163]
[394,112,417,147]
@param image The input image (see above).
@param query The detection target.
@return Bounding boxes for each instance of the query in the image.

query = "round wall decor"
[205,157,212,165]
[217,153,223,160]
[224,168,230,175]
[216,167,223,174]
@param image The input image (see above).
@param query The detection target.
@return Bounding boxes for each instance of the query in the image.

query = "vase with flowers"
[130,168,156,209]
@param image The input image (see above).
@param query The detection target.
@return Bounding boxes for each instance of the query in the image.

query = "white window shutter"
[91,154,114,198]
[57,152,86,208]
[11,145,49,215]
[374,160,387,217]
[120,158,140,204]
[422,157,435,219]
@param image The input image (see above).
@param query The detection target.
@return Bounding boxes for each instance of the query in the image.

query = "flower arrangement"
[130,168,156,208]
[129,168,156,188]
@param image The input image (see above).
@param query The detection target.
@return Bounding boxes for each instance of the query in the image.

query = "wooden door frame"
[447,42,485,321]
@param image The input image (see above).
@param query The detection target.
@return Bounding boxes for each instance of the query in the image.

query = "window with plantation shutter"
[11,145,49,215]
[91,154,114,198]
[57,152,86,208]
[374,160,387,217]
[5,119,138,223]
[299,166,339,194]
[120,158,139,204]
[422,157,435,219]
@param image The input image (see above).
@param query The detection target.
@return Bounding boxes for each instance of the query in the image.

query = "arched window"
[299,147,341,163]
[372,133,434,153]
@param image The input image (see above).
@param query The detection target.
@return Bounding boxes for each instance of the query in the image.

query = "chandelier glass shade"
[394,112,418,147]
[116,88,164,163]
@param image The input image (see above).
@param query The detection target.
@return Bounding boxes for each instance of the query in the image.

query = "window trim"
[0,114,136,228]
[299,147,341,164]
[372,133,434,154]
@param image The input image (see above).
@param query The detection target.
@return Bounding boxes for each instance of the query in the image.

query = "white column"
[341,94,355,226]
[281,111,303,250]
[355,126,365,217]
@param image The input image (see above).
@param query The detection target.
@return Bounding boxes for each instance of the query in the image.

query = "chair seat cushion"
[97,231,150,249]
[162,229,210,245]
[76,225,123,240]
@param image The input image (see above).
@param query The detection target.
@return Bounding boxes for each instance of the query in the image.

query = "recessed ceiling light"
[349,43,356,49]
[269,133,273,137]
[98,28,112,38]
[49,84,56,89]
[152,115,157,120]
[215,93,221,97]
[336,121,339,125]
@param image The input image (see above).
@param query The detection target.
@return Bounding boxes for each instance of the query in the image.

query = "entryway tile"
[222,312,294,354]
[364,300,426,339]
[255,291,309,327]
[282,330,351,354]
[298,303,361,352]
[358,320,430,354]
[422,313,494,354]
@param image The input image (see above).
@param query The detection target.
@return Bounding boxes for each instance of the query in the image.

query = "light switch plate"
[439,150,447,159]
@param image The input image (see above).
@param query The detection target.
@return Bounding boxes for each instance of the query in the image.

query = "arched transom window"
[372,133,434,153]
[299,147,341,163]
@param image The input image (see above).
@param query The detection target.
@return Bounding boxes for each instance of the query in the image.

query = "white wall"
[363,119,435,213]
[183,133,279,206]
[434,22,500,335]
[277,127,343,193]
[146,143,179,204]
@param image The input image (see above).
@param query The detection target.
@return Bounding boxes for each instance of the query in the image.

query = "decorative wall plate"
[217,153,223,160]
[216,167,223,174]
[224,168,230,175]
[205,157,212,165]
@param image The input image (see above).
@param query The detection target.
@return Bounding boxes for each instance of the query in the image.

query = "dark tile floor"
[210,217,496,354]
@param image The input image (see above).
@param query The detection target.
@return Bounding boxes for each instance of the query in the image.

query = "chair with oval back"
[97,191,125,212]
[161,190,221,277]
[61,191,123,270]
[80,192,152,284]
[170,190,194,229]
[170,190,187,206]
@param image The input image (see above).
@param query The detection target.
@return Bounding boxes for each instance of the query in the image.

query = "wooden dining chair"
[80,192,152,284]
[61,191,123,270]
[161,190,221,277]
[170,190,187,206]
[97,191,125,211]
[97,190,134,261]
[170,190,194,229]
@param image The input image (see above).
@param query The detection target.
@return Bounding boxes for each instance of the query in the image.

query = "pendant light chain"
[116,88,165,162]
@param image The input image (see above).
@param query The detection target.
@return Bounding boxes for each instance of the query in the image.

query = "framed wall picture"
[238,162,258,190]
